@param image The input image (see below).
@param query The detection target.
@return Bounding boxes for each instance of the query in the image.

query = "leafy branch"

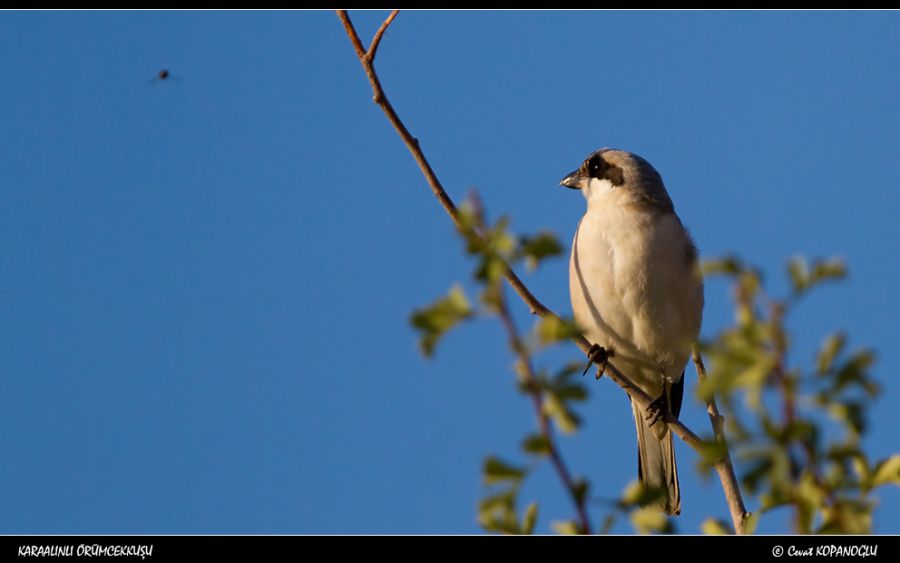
[410,190,591,533]
[337,9,752,534]
[696,256,899,533]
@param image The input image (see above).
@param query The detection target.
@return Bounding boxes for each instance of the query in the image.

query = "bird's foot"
[582,344,611,380]
[645,393,668,428]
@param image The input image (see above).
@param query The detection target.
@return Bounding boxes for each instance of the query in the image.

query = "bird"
[561,148,704,515]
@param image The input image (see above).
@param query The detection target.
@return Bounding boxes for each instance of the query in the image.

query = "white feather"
[570,196,702,393]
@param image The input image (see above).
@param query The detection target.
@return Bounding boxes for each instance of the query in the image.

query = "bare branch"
[366,9,399,62]
[338,10,748,534]
[336,11,366,60]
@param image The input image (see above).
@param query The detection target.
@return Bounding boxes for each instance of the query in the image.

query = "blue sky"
[1,10,899,534]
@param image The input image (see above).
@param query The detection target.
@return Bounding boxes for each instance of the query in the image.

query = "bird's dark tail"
[632,400,681,515]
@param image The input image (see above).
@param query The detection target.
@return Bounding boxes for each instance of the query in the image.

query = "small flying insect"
[150,69,180,85]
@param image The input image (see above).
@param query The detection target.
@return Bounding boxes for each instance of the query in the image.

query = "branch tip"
[366,9,400,62]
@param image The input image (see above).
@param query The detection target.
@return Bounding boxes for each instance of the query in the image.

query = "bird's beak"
[560,170,587,190]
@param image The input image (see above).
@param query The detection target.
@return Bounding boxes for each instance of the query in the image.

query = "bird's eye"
[586,156,604,176]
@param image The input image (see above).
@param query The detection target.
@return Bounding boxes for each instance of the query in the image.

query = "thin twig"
[692,347,750,534]
[337,9,748,534]
[494,283,593,534]
[337,11,366,60]
[366,10,399,62]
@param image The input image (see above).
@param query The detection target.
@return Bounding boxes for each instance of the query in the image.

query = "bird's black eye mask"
[582,155,625,186]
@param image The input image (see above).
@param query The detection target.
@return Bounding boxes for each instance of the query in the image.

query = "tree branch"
[337,10,366,60]
[337,9,749,534]
[692,347,751,534]
[366,9,398,62]
[494,281,592,534]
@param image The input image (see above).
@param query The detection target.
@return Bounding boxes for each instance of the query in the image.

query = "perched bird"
[561,148,703,515]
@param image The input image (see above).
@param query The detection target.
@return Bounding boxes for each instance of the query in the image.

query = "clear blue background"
[1,10,898,534]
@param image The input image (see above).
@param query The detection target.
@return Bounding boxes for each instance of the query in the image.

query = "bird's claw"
[583,344,611,380]
[645,393,668,427]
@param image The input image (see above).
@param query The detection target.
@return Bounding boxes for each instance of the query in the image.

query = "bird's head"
[560,148,674,214]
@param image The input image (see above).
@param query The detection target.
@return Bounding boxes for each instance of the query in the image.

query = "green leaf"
[795,471,826,533]
[695,368,723,404]
[818,499,873,534]
[488,217,515,254]
[696,437,729,474]
[457,202,516,286]
[518,232,563,271]
[554,360,586,380]
[701,255,744,277]
[870,455,900,488]
[483,456,526,485]
[827,401,866,435]
[521,434,551,456]
[851,454,871,488]
[479,283,502,312]
[759,492,790,512]
[741,456,774,495]
[789,256,847,296]
[809,258,847,286]
[456,198,480,232]
[816,333,846,375]
[479,513,521,535]
[521,502,538,534]
[478,490,516,515]
[737,269,763,308]
[620,480,667,507]
[630,506,670,534]
[787,256,810,294]
[734,356,775,390]
[551,520,581,535]
[785,419,819,452]
[545,363,590,402]
[572,478,589,505]
[554,382,588,402]
[537,316,583,345]
[477,488,521,535]
[475,255,508,285]
[833,349,877,395]
[542,394,581,434]
[410,285,473,357]
[600,514,617,534]
[734,356,776,411]
[743,512,760,535]
[700,518,731,535]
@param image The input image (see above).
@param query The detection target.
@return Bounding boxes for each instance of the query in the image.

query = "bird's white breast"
[569,197,703,394]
